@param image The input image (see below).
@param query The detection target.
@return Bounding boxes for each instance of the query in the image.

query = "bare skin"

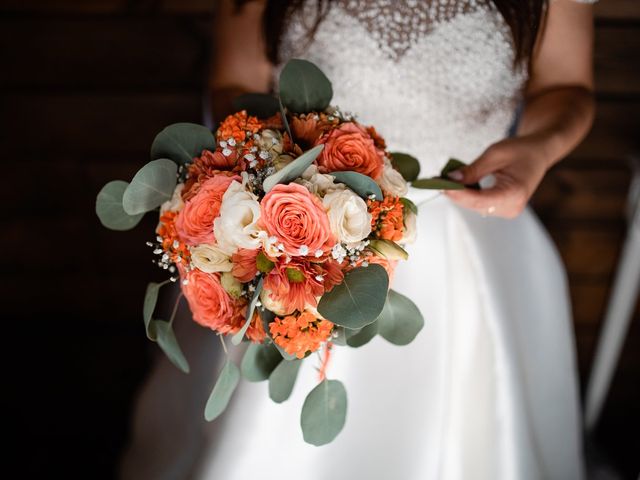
[210,0,596,219]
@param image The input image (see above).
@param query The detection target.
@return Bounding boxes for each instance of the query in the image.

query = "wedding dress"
[121,1,594,479]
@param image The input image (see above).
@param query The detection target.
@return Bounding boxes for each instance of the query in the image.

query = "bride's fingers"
[445,184,528,219]
[446,144,512,185]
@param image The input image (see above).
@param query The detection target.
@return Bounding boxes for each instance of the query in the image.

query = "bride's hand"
[443,135,551,219]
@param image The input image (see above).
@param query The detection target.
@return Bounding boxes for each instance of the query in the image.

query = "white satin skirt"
[121,192,585,480]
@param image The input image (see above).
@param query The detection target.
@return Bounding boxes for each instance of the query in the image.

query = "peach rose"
[175,175,237,246]
[181,269,235,331]
[260,183,334,256]
[315,122,384,179]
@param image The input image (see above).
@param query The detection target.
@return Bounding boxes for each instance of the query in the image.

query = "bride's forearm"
[516,86,595,169]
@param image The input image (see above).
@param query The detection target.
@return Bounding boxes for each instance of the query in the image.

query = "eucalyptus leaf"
[390,152,421,182]
[151,122,216,165]
[204,360,240,421]
[240,342,283,382]
[377,289,424,346]
[95,180,144,231]
[279,59,333,114]
[400,197,418,215]
[151,319,190,373]
[279,97,293,140]
[411,178,464,190]
[317,264,389,329]
[346,320,379,348]
[122,158,178,215]
[231,277,263,346]
[368,239,408,261]
[330,171,383,201]
[440,158,467,177]
[262,144,324,193]
[143,281,167,340]
[232,93,280,118]
[269,359,302,403]
[300,379,347,446]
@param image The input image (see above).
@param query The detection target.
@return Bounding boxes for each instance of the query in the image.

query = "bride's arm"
[445,0,596,218]
[209,0,272,121]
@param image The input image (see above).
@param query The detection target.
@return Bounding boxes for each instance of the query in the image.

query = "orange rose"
[175,175,237,246]
[315,122,384,179]
[260,183,334,257]
[181,269,235,331]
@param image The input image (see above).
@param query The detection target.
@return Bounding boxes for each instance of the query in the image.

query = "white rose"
[160,183,184,214]
[402,210,417,244]
[190,243,233,273]
[379,161,409,197]
[214,181,263,252]
[260,289,293,316]
[323,189,372,246]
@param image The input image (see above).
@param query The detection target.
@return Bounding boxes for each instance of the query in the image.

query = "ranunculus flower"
[315,122,384,179]
[190,243,233,273]
[181,269,235,330]
[214,181,263,252]
[323,188,372,246]
[175,175,236,246]
[260,288,292,316]
[379,160,409,197]
[260,183,334,257]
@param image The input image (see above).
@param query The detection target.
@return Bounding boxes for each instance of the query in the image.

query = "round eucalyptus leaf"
[151,122,216,165]
[232,93,280,119]
[262,144,324,193]
[231,277,263,346]
[390,152,421,182]
[317,264,389,329]
[122,158,178,215]
[279,59,333,113]
[440,158,467,177]
[151,319,190,373]
[346,320,379,348]
[330,171,383,201]
[400,197,418,215]
[269,359,302,403]
[204,360,240,421]
[411,178,464,190]
[240,342,283,382]
[377,289,424,346]
[95,180,144,231]
[300,379,347,446]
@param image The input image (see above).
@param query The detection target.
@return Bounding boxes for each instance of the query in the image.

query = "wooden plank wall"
[2,0,638,478]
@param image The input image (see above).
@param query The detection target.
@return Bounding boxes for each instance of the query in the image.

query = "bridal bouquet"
[96,59,447,445]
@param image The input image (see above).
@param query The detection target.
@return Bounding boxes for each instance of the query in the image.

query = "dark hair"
[235,0,547,65]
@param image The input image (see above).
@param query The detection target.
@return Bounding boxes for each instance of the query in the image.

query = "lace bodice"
[277,0,594,175]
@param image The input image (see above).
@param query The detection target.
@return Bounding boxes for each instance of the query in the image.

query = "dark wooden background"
[2,0,638,478]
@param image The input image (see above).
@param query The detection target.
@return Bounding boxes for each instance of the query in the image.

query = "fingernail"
[447,170,464,181]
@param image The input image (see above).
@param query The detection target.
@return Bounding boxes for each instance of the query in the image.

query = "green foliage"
[240,342,283,382]
[330,171,383,201]
[279,59,333,114]
[269,359,302,403]
[231,277,263,346]
[153,320,190,373]
[95,180,144,231]
[300,379,347,446]
[377,289,424,346]
[317,264,389,329]
[204,360,240,421]
[262,144,324,193]
[150,122,216,165]
[390,152,421,181]
[400,197,418,215]
[411,178,465,190]
[368,239,408,261]
[122,158,177,215]
[346,321,379,348]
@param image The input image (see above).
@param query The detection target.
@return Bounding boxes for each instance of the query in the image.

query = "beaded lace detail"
[278,0,529,175]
